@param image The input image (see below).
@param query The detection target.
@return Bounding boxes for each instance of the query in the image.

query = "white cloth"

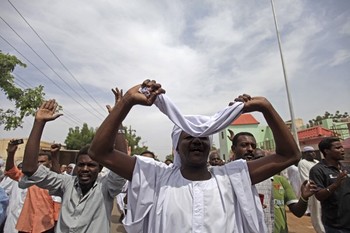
[116,181,128,216]
[124,156,266,233]
[286,165,302,197]
[154,94,244,167]
[298,159,318,183]
[0,176,27,233]
[255,178,274,233]
[298,159,325,233]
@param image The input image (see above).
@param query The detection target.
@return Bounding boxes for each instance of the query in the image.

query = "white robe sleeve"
[123,156,170,232]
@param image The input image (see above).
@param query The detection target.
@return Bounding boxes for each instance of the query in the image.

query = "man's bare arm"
[5,140,18,172]
[235,95,300,184]
[314,171,347,202]
[106,87,128,154]
[89,80,165,181]
[22,100,62,177]
[50,143,61,174]
[289,180,318,217]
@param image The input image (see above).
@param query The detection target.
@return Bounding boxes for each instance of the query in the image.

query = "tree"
[165,153,174,162]
[124,125,148,155]
[64,123,96,150]
[64,123,148,154]
[0,51,46,130]
[307,111,349,127]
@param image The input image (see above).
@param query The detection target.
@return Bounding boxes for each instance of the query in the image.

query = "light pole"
[270,0,300,148]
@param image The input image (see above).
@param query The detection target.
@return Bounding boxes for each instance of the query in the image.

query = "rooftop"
[231,114,260,125]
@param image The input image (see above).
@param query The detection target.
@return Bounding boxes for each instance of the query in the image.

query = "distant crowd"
[0,80,348,233]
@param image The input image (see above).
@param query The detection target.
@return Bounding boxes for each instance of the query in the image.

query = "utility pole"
[270,0,300,147]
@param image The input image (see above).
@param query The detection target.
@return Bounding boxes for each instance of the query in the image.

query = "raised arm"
[288,180,318,217]
[50,143,61,174]
[22,100,62,177]
[89,80,165,181]
[235,95,300,184]
[106,87,128,154]
[5,140,19,172]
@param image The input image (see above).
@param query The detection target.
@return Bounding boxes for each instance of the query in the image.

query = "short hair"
[75,144,103,171]
[75,144,91,163]
[318,137,340,156]
[38,151,52,161]
[231,132,255,146]
[164,158,173,163]
[140,150,155,158]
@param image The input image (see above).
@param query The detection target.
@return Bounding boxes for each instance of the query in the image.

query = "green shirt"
[273,175,298,233]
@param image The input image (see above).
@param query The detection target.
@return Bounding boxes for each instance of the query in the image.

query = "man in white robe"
[89,80,300,233]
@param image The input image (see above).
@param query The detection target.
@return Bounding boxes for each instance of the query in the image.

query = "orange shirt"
[6,166,56,233]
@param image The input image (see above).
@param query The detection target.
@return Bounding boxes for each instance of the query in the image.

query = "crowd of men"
[0,80,348,233]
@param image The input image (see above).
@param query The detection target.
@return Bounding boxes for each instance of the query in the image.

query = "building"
[0,138,78,165]
[218,114,275,161]
[218,115,350,161]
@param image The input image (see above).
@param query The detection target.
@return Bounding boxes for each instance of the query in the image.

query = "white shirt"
[19,165,125,233]
[124,156,265,233]
[298,159,318,182]
[0,176,27,233]
[286,165,302,197]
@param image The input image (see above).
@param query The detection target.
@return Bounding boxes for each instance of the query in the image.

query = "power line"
[8,0,107,113]
[13,73,84,127]
[0,33,104,121]
[13,73,32,88]
[0,16,106,119]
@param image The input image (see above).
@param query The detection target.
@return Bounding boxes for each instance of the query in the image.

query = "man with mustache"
[89,80,302,233]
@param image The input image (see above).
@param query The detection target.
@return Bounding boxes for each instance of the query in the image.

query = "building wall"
[218,118,350,162]
[0,138,78,165]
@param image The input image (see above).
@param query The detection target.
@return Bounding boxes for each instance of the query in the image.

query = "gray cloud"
[1,0,349,159]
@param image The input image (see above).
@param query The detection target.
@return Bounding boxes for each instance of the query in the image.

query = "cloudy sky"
[1,0,349,160]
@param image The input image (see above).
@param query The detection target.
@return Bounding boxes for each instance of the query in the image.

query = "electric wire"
[13,74,82,127]
[8,0,107,114]
[0,33,105,121]
[0,16,106,119]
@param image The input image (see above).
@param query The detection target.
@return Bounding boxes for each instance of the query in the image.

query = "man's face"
[38,155,52,168]
[209,153,221,166]
[177,131,211,167]
[60,165,67,173]
[326,141,345,161]
[66,165,73,174]
[76,154,100,186]
[232,135,257,161]
[304,150,316,160]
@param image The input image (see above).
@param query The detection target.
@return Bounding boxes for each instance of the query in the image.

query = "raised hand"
[230,95,271,113]
[35,99,63,122]
[50,143,62,153]
[6,139,19,154]
[300,180,318,199]
[125,79,166,106]
[335,170,348,187]
[106,87,123,113]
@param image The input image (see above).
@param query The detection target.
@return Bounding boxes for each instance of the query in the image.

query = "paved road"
[110,205,316,233]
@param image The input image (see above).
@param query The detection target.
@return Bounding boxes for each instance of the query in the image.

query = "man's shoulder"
[309,161,326,174]
[310,161,324,169]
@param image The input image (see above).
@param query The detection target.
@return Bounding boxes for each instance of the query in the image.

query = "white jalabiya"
[124,157,266,233]
[0,177,27,233]
[125,93,265,232]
